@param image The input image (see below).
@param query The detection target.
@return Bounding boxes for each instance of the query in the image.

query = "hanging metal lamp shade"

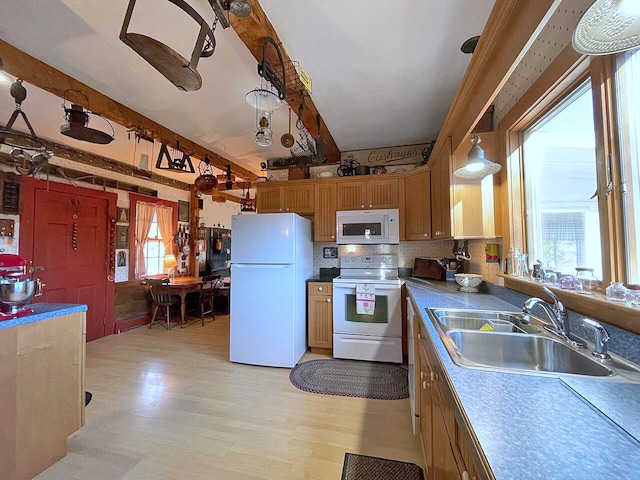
[453,134,502,179]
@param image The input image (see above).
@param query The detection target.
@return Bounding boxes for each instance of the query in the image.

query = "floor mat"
[289,359,408,400]
[341,453,425,480]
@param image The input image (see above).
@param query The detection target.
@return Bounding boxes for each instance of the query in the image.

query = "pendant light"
[453,134,502,179]
[194,156,218,194]
[573,0,640,55]
[245,88,282,147]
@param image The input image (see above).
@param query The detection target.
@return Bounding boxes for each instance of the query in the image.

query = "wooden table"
[168,276,202,327]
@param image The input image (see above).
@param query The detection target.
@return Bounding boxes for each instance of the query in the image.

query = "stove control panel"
[339,254,398,269]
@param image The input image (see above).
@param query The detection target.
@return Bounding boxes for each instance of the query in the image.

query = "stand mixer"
[0,254,44,318]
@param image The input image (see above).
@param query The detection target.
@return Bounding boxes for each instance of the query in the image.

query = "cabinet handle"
[318,287,323,291]
[435,230,441,236]
[430,371,435,382]
[417,333,422,340]
[326,298,331,303]
[420,371,425,379]
[422,380,427,390]
[369,204,373,208]
[331,235,335,239]
[361,205,365,209]
[462,472,470,480]
[424,233,429,237]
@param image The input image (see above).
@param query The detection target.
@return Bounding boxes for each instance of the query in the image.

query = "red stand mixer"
[0,254,44,319]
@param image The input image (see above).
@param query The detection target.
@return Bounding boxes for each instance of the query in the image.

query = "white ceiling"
[0,0,495,184]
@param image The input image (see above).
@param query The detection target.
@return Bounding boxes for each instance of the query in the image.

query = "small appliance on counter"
[412,257,463,281]
[0,254,44,319]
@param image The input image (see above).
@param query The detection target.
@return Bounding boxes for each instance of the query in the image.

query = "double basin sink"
[428,308,640,379]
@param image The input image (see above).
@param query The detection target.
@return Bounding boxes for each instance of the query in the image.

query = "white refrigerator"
[230,213,313,367]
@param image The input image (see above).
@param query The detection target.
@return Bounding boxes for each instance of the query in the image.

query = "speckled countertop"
[0,302,87,329]
[406,279,640,480]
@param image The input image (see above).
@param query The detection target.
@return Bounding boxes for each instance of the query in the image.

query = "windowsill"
[498,274,640,336]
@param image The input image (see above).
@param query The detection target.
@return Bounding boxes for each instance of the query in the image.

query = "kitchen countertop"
[406,279,640,480]
[0,302,88,329]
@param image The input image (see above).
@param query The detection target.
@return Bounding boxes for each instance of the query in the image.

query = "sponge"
[479,323,495,331]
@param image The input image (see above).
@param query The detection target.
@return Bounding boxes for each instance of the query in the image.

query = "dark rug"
[289,359,408,400]
[341,453,425,480]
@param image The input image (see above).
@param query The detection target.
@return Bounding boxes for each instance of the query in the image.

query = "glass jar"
[605,282,628,302]
[559,274,575,289]
[575,267,598,295]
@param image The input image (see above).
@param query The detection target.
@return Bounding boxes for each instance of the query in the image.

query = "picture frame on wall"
[116,225,129,249]
[117,207,129,223]
[178,200,190,222]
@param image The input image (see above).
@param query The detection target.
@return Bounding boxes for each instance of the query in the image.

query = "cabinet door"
[314,183,337,241]
[256,186,283,213]
[366,178,399,209]
[284,184,315,214]
[308,282,333,350]
[336,179,367,210]
[431,392,461,480]
[403,171,431,240]
[418,338,434,478]
[431,153,451,239]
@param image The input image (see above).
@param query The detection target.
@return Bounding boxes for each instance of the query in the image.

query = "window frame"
[499,46,640,335]
[128,193,178,281]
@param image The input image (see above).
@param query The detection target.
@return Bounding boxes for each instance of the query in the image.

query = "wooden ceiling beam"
[231,1,341,164]
[0,39,258,182]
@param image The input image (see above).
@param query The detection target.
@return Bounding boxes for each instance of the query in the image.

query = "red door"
[20,178,117,341]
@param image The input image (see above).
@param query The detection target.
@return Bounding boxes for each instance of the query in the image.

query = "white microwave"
[336,209,400,245]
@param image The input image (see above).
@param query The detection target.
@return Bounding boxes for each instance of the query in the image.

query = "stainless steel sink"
[445,330,613,377]
[430,308,526,333]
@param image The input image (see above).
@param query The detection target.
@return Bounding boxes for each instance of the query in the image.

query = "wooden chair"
[197,274,221,326]
[148,280,180,330]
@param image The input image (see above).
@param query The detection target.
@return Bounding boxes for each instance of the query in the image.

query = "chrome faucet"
[582,318,611,360]
[522,286,572,341]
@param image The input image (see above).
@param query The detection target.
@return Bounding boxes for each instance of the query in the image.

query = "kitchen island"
[406,280,640,479]
[0,303,87,480]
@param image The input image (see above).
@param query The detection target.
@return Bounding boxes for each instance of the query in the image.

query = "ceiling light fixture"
[60,92,115,144]
[453,134,502,179]
[245,88,282,147]
[194,156,219,194]
[120,0,217,91]
[572,0,640,55]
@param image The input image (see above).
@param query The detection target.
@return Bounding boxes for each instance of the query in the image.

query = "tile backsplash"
[314,238,505,285]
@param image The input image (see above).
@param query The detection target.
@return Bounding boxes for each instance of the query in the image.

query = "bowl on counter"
[0,278,44,313]
[454,274,483,292]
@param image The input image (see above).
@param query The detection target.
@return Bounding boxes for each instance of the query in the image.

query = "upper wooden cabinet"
[450,132,500,238]
[401,170,431,241]
[336,177,399,210]
[430,151,452,240]
[256,184,315,214]
[314,183,337,242]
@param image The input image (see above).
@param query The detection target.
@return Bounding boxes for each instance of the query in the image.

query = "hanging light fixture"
[209,0,251,29]
[60,93,115,144]
[453,134,502,179]
[194,156,218,194]
[245,88,282,147]
[573,0,640,55]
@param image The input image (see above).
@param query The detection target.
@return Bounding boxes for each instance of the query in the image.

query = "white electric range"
[332,254,402,363]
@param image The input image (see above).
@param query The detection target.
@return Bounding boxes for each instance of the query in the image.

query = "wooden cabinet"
[307,282,333,351]
[256,184,315,214]
[0,311,86,480]
[337,178,399,210]
[416,320,482,480]
[430,148,452,239]
[314,183,337,241]
[401,170,432,240]
[450,132,499,238]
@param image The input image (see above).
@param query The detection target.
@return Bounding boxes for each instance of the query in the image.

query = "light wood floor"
[36,313,424,480]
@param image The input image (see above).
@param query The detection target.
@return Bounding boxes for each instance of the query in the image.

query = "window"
[616,48,640,284]
[522,81,602,279]
[143,211,164,276]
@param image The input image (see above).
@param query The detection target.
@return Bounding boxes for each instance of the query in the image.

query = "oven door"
[332,281,402,337]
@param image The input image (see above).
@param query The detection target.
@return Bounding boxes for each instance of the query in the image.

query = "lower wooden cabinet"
[307,282,333,351]
[415,321,483,480]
